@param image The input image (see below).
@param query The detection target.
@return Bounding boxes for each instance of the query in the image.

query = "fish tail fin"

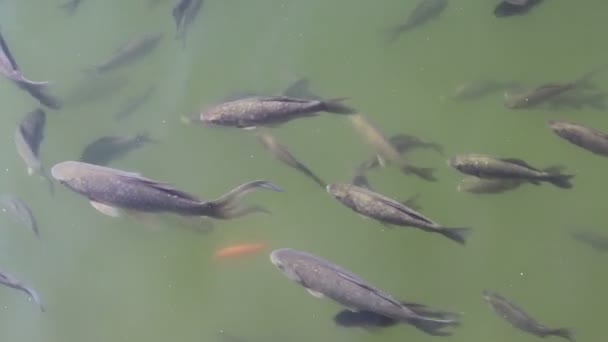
[18,82,62,110]
[293,162,326,188]
[202,180,283,218]
[401,165,437,182]
[320,98,357,114]
[545,173,574,189]
[439,227,472,245]
[547,328,575,342]
[383,24,410,45]
[406,315,459,336]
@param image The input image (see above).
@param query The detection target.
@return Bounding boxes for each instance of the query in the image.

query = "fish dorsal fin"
[0,31,19,71]
[499,158,539,171]
[356,187,434,224]
[257,96,311,104]
[335,270,404,308]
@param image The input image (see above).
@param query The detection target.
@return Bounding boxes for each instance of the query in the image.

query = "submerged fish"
[59,0,83,15]
[386,0,448,44]
[87,32,163,74]
[270,248,459,333]
[349,114,436,181]
[14,109,54,194]
[569,230,608,252]
[0,269,44,312]
[114,85,156,121]
[0,31,61,109]
[79,132,157,166]
[51,161,282,219]
[548,120,608,157]
[448,154,573,189]
[358,133,443,172]
[457,176,524,194]
[0,194,38,236]
[326,183,470,244]
[199,96,355,129]
[173,0,204,48]
[483,290,574,342]
[494,0,544,17]
[255,129,326,188]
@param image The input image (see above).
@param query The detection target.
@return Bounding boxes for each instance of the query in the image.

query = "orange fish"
[214,243,266,258]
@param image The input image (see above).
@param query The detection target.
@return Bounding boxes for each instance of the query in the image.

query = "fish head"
[51,161,87,189]
[325,183,351,199]
[270,248,304,285]
[199,110,227,126]
[447,155,468,171]
[547,120,571,135]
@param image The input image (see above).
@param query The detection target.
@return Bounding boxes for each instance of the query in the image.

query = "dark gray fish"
[51,161,282,219]
[326,183,470,244]
[0,194,38,236]
[0,269,44,312]
[0,31,61,109]
[448,154,573,189]
[200,96,355,129]
[254,129,326,188]
[114,85,156,121]
[386,0,448,44]
[548,120,608,157]
[494,0,544,17]
[483,290,574,342]
[14,109,54,194]
[570,230,608,252]
[281,78,323,101]
[59,0,83,14]
[173,0,204,48]
[451,80,521,101]
[79,132,158,166]
[270,248,459,332]
[457,176,524,194]
[86,32,163,74]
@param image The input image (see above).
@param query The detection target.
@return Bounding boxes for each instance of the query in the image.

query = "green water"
[0,0,606,341]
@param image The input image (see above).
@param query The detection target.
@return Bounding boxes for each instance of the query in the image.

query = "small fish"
[326,183,470,244]
[255,129,326,188]
[79,132,157,166]
[457,176,524,194]
[448,154,573,189]
[114,85,156,121]
[569,230,608,252]
[270,248,459,332]
[86,32,163,74]
[59,0,83,15]
[173,0,204,48]
[14,108,54,194]
[548,120,608,157]
[386,0,448,44]
[214,243,266,258]
[483,290,574,342]
[51,161,282,219]
[494,0,544,17]
[0,194,39,237]
[0,31,61,109]
[199,96,355,129]
[0,269,44,312]
[349,114,436,181]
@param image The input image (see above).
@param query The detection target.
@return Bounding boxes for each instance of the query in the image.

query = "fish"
[483,290,574,342]
[326,183,470,244]
[59,0,83,15]
[386,0,448,44]
[0,194,39,237]
[548,120,608,157]
[51,161,283,219]
[270,248,459,333]
[173,0,204,48]
[494,0,544,17]
[254,128,326,188]
[86,32,163,74]
[79,132,158,166]
[349,114,436,181]
[114,85,156,121]
[569,230,608,252]
[457,176,524,194]
[0,31,61,109]
[0,269,44,312]
[448,154,573,189]
[14,108,54,194]
[350,173,423,211]
[199,96,355,129]
[214,243,266,258]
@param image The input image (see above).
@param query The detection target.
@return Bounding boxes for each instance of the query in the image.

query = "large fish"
[51,161,282,219]
[173,0,204,48]
[86,32,163,74]
[270,248,459,333]
[79,132,157,166]
[386,0,448,44]
[0,269,44,312]
[0,194,39,237]
[326,183,470,244]
[548,120,608,157]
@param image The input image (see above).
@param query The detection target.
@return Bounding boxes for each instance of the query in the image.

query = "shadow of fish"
[79,132,158,166]
[0,31,61,109]
[14,108,54,195]
[0,194,39,236]
[58,0,83,15]
[569,230,608,252]
[114,85,156,121]
[85,32,163,74]
[385,0,448,44]
[494,0,544,17]
[0,269,44,312]
[173,0,204,48]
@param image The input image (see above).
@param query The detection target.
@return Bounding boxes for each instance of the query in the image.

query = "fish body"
[448,154,573,189]
[483,290,574,342]
[90,32,163,73]
[494,0,544,17]
[270,248,458,329]
[457,176,524,194]
[173,0,204,47]
[359,133,443,172]
[386,0,447,43]
[200,96,355,128]
[569,231,608,252]
[114,85,156,121]
[51,161,282,219]
[79,132,157,166]
[548,120,608,157]
[14,109,54,193]
[0,270,44,312]
[0,194,38,236]
[326,183,470,244]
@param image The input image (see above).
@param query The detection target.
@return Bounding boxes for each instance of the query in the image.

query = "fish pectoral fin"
[498,158,539,171]
[306,288,325,298]
[90,201,122,217]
